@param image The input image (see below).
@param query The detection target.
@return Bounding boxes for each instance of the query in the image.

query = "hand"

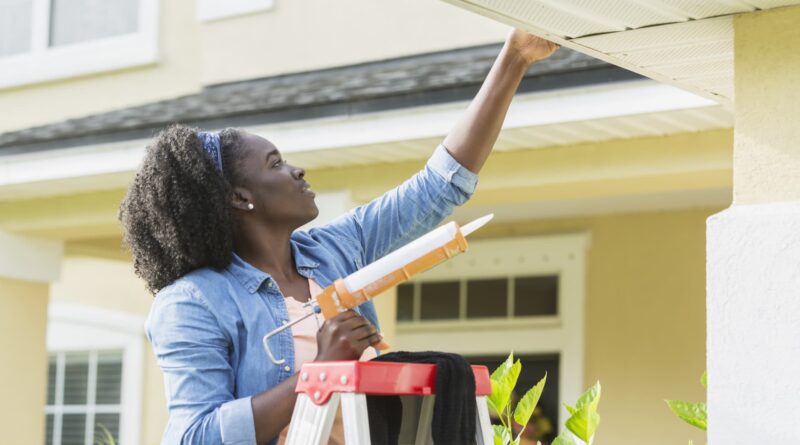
[504,28,560,65]
[314,310,382,361]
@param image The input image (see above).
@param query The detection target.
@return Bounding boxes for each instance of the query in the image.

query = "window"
[46,304,144,445]
[45,350,124,445]
[0,0,159,89]
[393,234,589,437]
[397,274,558,322]
[196,0,274,22]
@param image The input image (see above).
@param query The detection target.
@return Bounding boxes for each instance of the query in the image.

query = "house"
[1,0,763,443]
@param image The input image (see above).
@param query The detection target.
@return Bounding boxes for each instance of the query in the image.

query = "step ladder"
[285,360,494,445]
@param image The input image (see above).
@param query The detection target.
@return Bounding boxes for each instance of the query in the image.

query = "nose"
[292,165,305,180]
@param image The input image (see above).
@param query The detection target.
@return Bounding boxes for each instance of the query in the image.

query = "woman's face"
[234,132,319,227]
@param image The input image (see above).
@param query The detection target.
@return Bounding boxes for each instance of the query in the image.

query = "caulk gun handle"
[262,308,319,365]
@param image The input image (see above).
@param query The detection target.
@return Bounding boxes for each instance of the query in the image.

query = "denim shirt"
[145,145,479,445]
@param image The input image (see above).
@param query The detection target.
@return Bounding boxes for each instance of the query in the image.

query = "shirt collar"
[227,242,320,294]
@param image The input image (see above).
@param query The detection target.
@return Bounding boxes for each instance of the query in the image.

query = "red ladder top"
[295,361,492,405]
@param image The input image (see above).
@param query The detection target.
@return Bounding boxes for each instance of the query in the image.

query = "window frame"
[0,0,160,89]
[398,274,560,324]
[393,233,589,426]
[195,0,274,22]
[46,304,144,445]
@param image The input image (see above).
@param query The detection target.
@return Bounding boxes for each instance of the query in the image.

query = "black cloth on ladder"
[366,351,476,444]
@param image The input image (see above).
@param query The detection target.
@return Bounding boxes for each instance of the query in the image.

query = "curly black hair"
[120,124,247,294]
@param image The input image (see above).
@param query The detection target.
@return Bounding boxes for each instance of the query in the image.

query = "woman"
[120,30,558,445]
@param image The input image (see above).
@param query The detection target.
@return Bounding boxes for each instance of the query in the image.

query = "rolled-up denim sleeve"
[313,144,479,265]
[146,284,256,445]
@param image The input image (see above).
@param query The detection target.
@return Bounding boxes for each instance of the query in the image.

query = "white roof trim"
[0,80,719,199]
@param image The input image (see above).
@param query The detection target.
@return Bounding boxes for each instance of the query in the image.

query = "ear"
[231,186,254,211]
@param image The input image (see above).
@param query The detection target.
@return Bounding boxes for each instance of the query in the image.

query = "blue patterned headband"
[197,131,223,172]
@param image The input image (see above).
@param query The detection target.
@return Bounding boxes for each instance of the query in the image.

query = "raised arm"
[443,29,559,173]
[311,30,558,266]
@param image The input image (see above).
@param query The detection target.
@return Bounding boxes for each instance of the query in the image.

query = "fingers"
[316,310,383,360]
[353,322,379,341]
[355,331,383,351]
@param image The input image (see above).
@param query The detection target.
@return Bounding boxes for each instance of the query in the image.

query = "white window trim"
[196,0,275,22]
[47,303,144,445]
[0,0,160,90]
[394,233,589,425]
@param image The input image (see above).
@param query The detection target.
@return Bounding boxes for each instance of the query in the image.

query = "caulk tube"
[317,221,467,320]
[344,222,459,293]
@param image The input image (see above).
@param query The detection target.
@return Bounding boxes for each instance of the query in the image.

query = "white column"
[0,229,63,444]
[707,6,800,444]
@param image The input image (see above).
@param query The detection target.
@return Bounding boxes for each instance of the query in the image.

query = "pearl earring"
[247,203,254,210]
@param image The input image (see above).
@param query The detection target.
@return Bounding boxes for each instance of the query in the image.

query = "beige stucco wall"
[0,0,507,134]
[733,6,800,204]
[0,277,49,445]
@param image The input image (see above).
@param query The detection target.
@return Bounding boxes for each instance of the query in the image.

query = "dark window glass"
[396,283,414,321]
[47,356,57,405]
[96,352,123,404]
[419,281,459,320]
[45,414,54,445]
[467,278,508,318]
[515,276,558,316]
[62,413,86,445]
[94,413,120,444]
[63,353,89,405]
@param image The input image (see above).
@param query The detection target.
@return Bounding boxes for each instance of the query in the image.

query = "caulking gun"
[262,213,494,365]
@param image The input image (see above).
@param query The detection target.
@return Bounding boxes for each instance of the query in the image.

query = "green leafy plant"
[488,353,601,445]
[665,371,707,445]
[94,424,116,445]
[488,352,547,445]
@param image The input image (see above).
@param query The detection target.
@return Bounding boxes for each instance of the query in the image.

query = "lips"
[300,182,315,197]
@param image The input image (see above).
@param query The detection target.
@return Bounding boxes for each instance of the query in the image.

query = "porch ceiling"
[440,0,800,105]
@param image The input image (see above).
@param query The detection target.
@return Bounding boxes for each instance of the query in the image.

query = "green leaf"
[575,381,601,411]
[489,354,521,417]
[665,400,707,431]
[491,352,515,382]
[700,371,707,389]
[565,407,600,442]
[565,382,602,442]
[493,424,512,445]
[94,424,116,445]
[514,372,547,427]
[552,431,577,445]
[563,403,577,416]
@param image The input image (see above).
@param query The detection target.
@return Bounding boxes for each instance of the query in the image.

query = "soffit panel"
[440,0,800,104]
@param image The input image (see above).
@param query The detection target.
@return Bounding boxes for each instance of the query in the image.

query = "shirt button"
[283,365,291,372]
[267,282,273,288]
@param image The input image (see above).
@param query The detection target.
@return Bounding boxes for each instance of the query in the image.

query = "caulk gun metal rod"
[264,308,317,339]
[263,306,321,365]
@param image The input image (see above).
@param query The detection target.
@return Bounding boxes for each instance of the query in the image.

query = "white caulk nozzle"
[460,213,494,237]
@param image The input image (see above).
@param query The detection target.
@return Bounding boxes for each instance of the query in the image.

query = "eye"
[272,158,285,168]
